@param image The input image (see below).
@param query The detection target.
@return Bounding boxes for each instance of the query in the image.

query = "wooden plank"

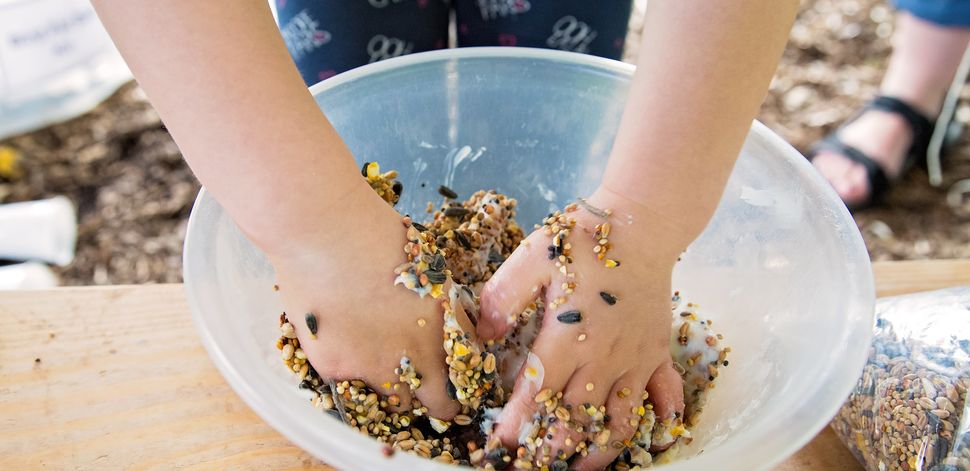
[873,259,970,297]
[1,260,967,469]
[775,427,862,471]
[0,284,331,470]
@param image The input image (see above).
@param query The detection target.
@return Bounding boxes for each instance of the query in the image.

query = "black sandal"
[808,95,936,210]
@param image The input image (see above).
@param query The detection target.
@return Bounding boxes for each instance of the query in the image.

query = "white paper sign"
[0,0,115,98]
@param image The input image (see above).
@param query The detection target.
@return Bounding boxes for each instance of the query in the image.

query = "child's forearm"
[91,0,362,250]
[603,0,799,242]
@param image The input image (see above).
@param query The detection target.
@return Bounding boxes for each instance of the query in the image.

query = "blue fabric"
[276,1,634,87]
[276,0,450,86]
[454,1,633,59]
[895,0,970,27]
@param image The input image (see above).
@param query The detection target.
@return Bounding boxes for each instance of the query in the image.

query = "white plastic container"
[0,0,131,139]
[182,48,874,470]
[0,262,58,289]
[0,196,77,266]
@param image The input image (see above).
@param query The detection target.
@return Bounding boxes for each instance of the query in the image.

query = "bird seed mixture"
[832,288,970,471]
[273,162,730,469]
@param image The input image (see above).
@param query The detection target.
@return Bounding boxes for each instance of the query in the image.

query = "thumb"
[646,361,685,421]
[645,360,686,452]
[490,349,570,447]
[477,240,549,340]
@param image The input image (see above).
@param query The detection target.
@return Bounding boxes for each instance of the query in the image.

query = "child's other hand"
[267,184,466,421]
[477,187,686,469]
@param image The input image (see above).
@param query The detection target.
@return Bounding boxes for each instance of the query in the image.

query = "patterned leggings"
[276,0,634,86]
[893,0,970,28]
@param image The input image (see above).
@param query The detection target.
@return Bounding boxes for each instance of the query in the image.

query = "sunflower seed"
[454,230,472,249]
[424,270,447,284]
[429,253,446,271]
[438,185,458,199]
[556,310,582,324]
[444,207,470,218]
[304,312,318,337]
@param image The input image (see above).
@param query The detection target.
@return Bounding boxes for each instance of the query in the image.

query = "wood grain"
[776,427,861,471]
[1,260,967,470]
[0,285,331,470]
[872,259,970,297]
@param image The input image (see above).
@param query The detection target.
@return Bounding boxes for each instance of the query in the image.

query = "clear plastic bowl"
[183,48,874,470]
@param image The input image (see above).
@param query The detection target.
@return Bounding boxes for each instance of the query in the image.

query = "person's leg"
[275,0,450,87]
[453,0,633,60]
[812,10,970,206]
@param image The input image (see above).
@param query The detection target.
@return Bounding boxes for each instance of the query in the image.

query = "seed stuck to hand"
[424,270,447,285]
[576,197,611,219]
[274,165,727,468]
[556,310,582,324]
[535,388,554,403]
[304,312,318,339]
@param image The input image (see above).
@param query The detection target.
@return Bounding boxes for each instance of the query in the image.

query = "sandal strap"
[817,136,891,201]
[806,95,937,208]
[870,95,936,154]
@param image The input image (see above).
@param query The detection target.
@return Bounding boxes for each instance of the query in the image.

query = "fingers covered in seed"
[491,348,575,447]
[571,371,651,470]
[556,364,613,460]
[477,237,551,340]
[646,361,686,423]
[408,346,461,421]
[275,171,729,467]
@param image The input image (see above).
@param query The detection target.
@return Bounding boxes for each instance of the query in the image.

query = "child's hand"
[477,187,686,469]
[267,184,466,420]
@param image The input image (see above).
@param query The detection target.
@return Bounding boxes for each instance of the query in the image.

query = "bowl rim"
[307,46,637,97]
[184,46,875,470]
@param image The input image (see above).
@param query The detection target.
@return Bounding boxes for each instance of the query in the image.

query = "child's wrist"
[584,186,697,264]
[242,178,398,261]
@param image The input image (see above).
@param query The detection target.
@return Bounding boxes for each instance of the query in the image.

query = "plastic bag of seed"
[832,287,970,471]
